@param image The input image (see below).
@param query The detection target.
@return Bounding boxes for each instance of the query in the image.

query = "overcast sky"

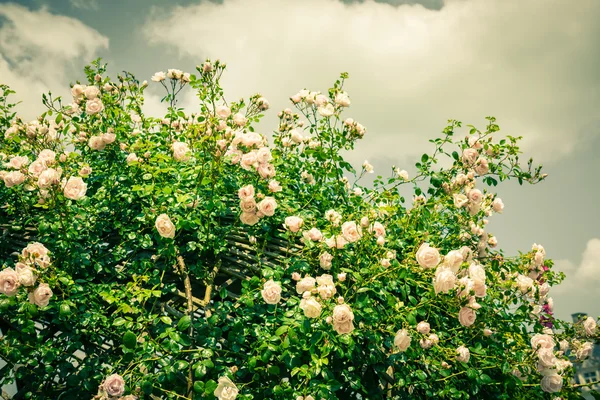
[1,0,599,322]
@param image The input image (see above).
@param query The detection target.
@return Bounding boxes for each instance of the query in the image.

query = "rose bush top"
[0,60,598,399]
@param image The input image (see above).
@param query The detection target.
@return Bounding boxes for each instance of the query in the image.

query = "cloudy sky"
[1,0,599,321]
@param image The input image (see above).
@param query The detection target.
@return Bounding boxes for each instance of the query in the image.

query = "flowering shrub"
[0,60,598,399]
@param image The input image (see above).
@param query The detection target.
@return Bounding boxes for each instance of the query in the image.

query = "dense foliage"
[0,60,598,399]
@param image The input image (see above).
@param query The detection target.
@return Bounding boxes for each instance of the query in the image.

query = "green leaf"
[421,153,429,163]
[177,315,191,331]
[123,331,137,349]
[160,316,172,325]
[113,317,127,327]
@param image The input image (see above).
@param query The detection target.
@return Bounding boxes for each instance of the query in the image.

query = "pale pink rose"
[474,157,489,175]
[576,342,593,360]
[71,84,86,98]
[473,279,487,298]
[335,92,351,107]
[338,272,346,282]
[216,105,231,119]
[458,307,476,327]
[537,348,557,368]
[0,268,20,296]
[28,283,53,307]
[238,184,255,200]
[155,214,175,238]
[468,263,486,281]
[376,236,385,246]
[415,243,441,269]
[332,304,354,335]
[434,267,456,294]
[240,152,257,170]
[380,258,391,267]
[102,373,125,397]
[443,250,464,273]
[394,329,411,351]
[534,251,545,266]
[257,197,277,217]
[303,228,323,242]
[429,333,440,345]
[456,345,470,363]
[540,373,563,393]
[126,153,138,164]
[516,274,534,294]
[492,198,504,213]
[359,216,369,228]
[28,160,47,177]
[240,212,259,226]
[531,334,555,350]
[460,246,473,263]
[232,113,247,126]
[261,280,281,304]
[296,277,316,294]
[316,274,337,299]
[318,103,335,117]
[300,296,322,318]
[538,282,550,297]
[84,86,100,99]
[4,171,25,187]
[268,180,282,193]
[240,198,257,214]
[256,148,272,164]
[315,94,329,106]
[583,317,597,336]
[369,222,386,237]
[341,221,362,243]
[15,263,36,287]
[453,193,468,208]
[172,141,191,162]
[102,133,116,144]
[7,156,29,169]
[532,243,546,255]
[88,135,106,151]
[420,338,433,349]
[151,71,166,82]
[487,236,498,248]
[63,177,87,200]
[457,277,474,298]
[462,148,478,165]
[86,98,104,115]
[416,321,430,334]
[214,375,238,400]
[22,242,49,261]
[37,168,60,189]
[290,129,303,144]
[559,340,569,352]
[467,188,483,204]
[291,272,301,281]
[257,163,276,179]
[483,328,493,337]
[319,252,333,270]
[202,62,213,73]
[167,69,183,79]
[284,216,304,233]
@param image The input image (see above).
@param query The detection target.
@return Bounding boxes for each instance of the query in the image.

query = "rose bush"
[0,60,599,399]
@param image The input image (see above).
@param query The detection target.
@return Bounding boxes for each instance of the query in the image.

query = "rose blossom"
[28,160,47,177]
[28,283,53,307]
[415,243,440,269]
[4,171,25,187]
[172,141,191,162]
[155,214,175,238]
[63,177,87,200]
[420,338,433,349]
[238,184,255,200]
[86,98,104,115]
[214,375,238,400]
[102,133,116,144]
[540,373,563,393]
[126,153,138,164]
[467,188,483,204]
[300,296,322,318]
[232,113,247,126]
[458,307,476,327]
[84,86,100,99]
[239,197,257,214]
[335,92,351,107]
[468,263,486,282]
[462,148,478,165]
[537,348,557,368]
[332,304,354,335]
[71,84,86,98]
[319,252,333,270]
[369,222,386,237]
[7,155,29,169]
[296,277,316,294]
[456,345,470,363]
[268,180,282,192]
[15,263,36,286]
[483,328,493,337]
[443,250,464,273]
[341,221,362,243]
[0,268,20,296]
[453,193,468,208]
[37,168,60,189]
[576,342,593,360]
[530,333,555,350]
[316,274,337,300]
[433,267,456,294]
[257,163,276,179]
[240,212,259,226]
[492,198,504,213]
[216,105,231,119]
[284,216,304,233]
[303,227,323,242]
[516,274,534,294]
[394,329,411,351]
[583,317,597,336]
[102,373,125,397]
[151,71,166,82]
[261,280,281,304]
[416,321,430,334]
[256,197,276,217]
[88,136,106,151]
[474,157,489,175]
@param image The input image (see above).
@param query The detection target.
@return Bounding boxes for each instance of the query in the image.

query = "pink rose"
[0,268,20,296]
[415,243,440,269]
[332,304,354,335]
[3,171,25,187]
[15,263,36,287]
[467,188,483,204]
[492,197,504,213]
[84,86,100,99]
[341,221,362,243]
[394,329,411,351]
[583,317,597,336]
[443,250,464,273]
[268,180,282,192]
[261,280,282,304]
[474,157,489,175]
[299,296,322,318]
[433,267,456,294]
[63,177,87,200]
[284,216,304,233]
[462,148,478,165]
[216,105,231,119]
[458,307,476,327]
[416,321,430,334]
[214,375,238,400]
[540,373,563,393]
[28,160,47,177]
[155,214,176,238]
[257,163,276,179]
[172,141,191,162]
[238,184,255,200]
[37,168,60,189]
[7,155,29,169]
[303,228,323,242]
[456,345,470,363]
[28,283,53,307]
[296,276,316,294]
[88,135,106,151]
[102,373,125,397]
[240,212,259,226]
[369,222,386,237]
[233,113,247,126]
[319,252,333,270]
[257,197,277,217]
[85,98,104,115]
[453,193,468,208]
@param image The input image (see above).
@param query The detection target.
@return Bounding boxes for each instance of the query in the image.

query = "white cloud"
[551,238,600,321]
[143,0,600,166]
[69,0,99,10]
[0,3,108,119]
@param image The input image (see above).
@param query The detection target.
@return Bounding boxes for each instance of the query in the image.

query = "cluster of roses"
[513,245,554,321]
[0,242,53,307]
[227,124,276,180]
[529,333,570,393]
[95,373,136,400]
[4,118,61,142]
[70,80,107,116]
[0,148,87,202]
[237,184,279,226]
[290,89,350,119]
[415,243,486,328]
